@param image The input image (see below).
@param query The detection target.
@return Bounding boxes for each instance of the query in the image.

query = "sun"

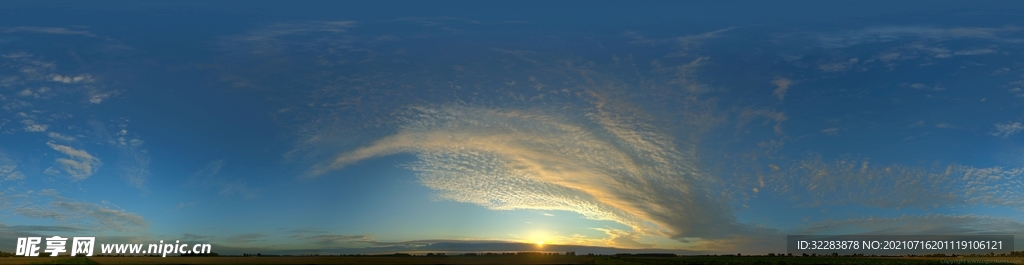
[536,241,544,247]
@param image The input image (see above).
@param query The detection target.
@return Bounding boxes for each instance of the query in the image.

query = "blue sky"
[2,1,1024,255]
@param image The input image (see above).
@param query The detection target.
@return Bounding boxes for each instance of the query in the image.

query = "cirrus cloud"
[45,142,101,180]
[313,103,766,244]
[991,122,1023,138]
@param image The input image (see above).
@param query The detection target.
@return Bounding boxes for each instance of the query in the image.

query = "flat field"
[3,256,1022,264]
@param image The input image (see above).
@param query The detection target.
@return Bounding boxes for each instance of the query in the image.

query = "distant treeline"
[180,252,219,257]
[613,253,677,257]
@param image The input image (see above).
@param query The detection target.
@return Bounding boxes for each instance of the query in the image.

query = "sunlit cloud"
[593,228,654,249]
[314,103,766,245]
[202,17,1024,255]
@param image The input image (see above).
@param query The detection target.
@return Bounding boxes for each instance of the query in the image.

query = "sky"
[1,0,1024,255]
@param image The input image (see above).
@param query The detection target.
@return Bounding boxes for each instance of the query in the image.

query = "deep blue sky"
[1,1,1023,255]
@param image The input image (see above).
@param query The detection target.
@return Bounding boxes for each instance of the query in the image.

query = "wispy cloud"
[116,148,149,191]
[87,120,150,191]
[816,26,1021,49]
[0,26,95,37]
[676,27,736,48]
[45,142,101,180]
[752,155,1024,209]
[258,239,709,256]
[905,82,945,91]
[313,103,762,243]
[770,77,791,100]
[0,153,24,181]
[174,201,197,211]
[991,122,1023,138]
[817,58,860,73]
[4,171,24,181]
[954,48,997,56]
[396,17,480,27]
[24,124,47,132]
[187,160,224,187]
[21,119,48,132]
[51,74,93,84]
[13,198,147,232]
[16,87,49,98]
[88,90,115,104]
[798,214,1024,236]
[14,206,64,219]
[625,27,735,52]
[51,199,147,231]
[0,223,88,234]
[186,160,260,199]
[38,189,58,196]
[181,233,209,241]
[736,108,788,135]
[240,21,355,41]
[222,21,357,54]
[302,234,373,245]
[594,228,654,249]
[225,233,265,243]
[218,181,261,199]
[47,132,76,142]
